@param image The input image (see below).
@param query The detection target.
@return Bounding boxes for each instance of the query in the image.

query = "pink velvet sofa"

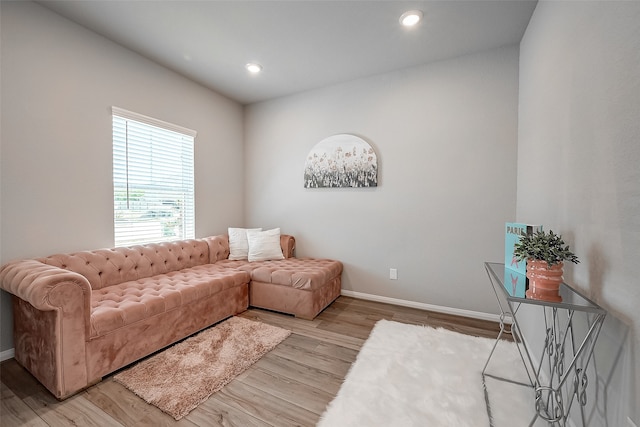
[0,234,342,399]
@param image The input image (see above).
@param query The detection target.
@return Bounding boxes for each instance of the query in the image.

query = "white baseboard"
[0,348,15,362]
[340,290,502,323]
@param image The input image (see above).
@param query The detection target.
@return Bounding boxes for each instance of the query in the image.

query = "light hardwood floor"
[1,296,502,427]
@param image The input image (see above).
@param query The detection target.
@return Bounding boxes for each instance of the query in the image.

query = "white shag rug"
[318,319,537,427]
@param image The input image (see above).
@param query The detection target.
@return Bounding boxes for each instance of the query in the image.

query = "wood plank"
[316,308,382,335]
[186,394,270,427]
[327,297,397,318]
[23,389,125,427]
[273,333,359,363]
[255,353,344,394]
[239,309,365,351]
[0,359,47,400]
[309,340,358,364]
[83,378,198,427]
[237,368,332,416]
[0,382,48,427]
[210,381,318,427]
[269,339,353,378]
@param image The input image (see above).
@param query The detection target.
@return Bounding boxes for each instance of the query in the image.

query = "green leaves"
[513,230,580,267]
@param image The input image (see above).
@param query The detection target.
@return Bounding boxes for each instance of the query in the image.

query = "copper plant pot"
[526,286,563,302]
[525,260,564,302]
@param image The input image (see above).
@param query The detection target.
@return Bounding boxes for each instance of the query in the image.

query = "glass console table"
[482,262,606,426]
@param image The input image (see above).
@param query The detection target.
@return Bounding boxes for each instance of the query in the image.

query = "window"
[112,107,196,246]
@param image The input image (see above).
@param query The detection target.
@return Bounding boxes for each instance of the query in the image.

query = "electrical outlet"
[390,268,398,280]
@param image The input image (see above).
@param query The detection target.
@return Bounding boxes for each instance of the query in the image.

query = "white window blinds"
[112,107,196,247]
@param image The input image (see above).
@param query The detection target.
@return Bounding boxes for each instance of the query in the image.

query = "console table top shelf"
[485,262,605,315]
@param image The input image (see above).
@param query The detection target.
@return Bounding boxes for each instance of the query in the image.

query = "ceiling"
[39,1,537,105]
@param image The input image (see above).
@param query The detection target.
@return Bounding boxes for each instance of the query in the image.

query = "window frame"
[112,107,197,247]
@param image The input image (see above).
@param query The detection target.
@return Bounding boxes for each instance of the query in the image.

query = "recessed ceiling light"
[400,10,423,27]
[246,63,263,74]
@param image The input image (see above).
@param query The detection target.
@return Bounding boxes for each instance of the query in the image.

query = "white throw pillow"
[247,228,285,262]
[228,227,262,260]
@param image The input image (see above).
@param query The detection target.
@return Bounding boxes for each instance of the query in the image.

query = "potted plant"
[513,230,579,300]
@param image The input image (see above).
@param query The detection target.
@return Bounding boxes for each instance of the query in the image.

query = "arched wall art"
[304,134,378,188]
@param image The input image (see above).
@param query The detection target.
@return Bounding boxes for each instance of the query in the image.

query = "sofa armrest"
[280,234,296,258]
[0,259,92,337]
[204,235,230,263]
[0,259,92,398]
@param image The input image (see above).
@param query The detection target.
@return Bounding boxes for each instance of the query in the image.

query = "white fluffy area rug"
[318,320,537,427]
[114,316,290,420]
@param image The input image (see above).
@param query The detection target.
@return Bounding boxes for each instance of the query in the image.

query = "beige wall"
[244,45,520,316]
[0,2,245,351]
[518,1,640,424]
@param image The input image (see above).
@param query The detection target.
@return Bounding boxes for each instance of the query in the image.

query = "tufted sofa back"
[39,239,210,291]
